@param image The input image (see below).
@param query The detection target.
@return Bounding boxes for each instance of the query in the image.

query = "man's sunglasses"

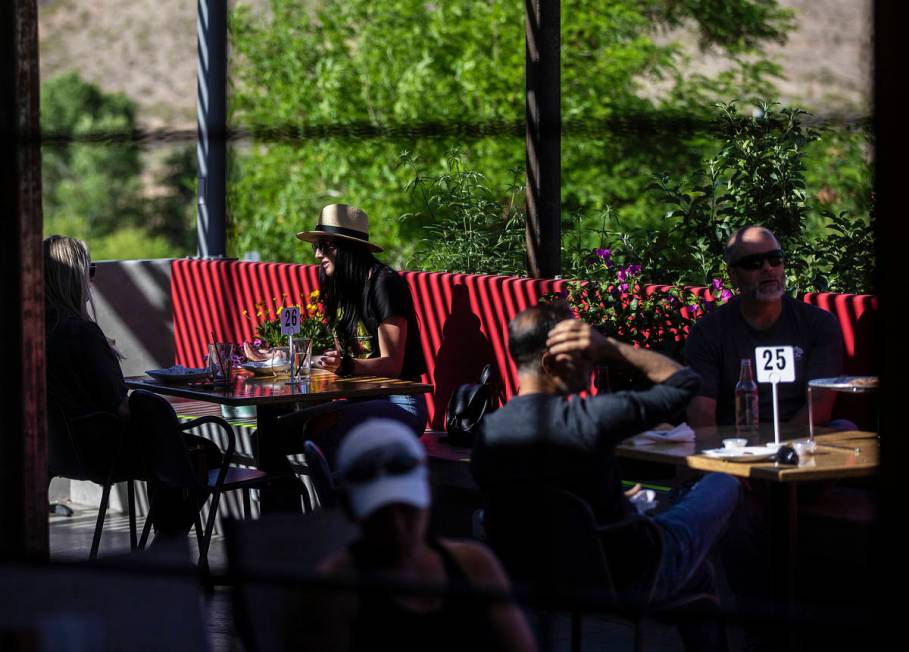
[730,249,784,271]
[342,448,422,485]
[311,239,336,255]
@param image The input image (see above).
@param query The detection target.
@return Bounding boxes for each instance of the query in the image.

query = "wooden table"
[422,423,878,640]
[617,425,879,482]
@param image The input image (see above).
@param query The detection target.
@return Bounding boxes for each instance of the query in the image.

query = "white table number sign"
[755,346,795,384]
[280,306,301,336]
[755,346,795,447]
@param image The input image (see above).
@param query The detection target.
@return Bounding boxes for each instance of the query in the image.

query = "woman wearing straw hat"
[296,203,429,433]
[252,203,430,513]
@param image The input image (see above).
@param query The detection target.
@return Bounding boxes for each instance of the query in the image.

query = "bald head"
[724,226,780,264]
[508,302,573,372]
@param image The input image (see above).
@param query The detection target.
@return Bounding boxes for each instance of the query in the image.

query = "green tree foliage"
[41,73,196,259]
[42,72,143,238]
[596,102,874,293]
[228,0,793,265]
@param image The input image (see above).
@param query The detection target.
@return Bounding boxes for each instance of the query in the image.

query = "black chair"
[483,486,724,652]
[303,440,338,508]
[128,390,290,570]
[47,404,140,559]
[224,510,359,652]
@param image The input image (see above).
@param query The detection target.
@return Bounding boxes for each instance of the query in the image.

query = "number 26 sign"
[280,306,301,335]
[755,346,795,383]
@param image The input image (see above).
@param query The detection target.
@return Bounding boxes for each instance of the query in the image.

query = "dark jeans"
[644,473,741,651]
[651,472,742,603]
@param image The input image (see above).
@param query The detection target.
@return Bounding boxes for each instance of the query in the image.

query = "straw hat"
[296,203,383,252]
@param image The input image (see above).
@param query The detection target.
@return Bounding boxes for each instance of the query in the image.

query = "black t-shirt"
[46,311,128,420]
[683,296,844,425]
[360,265,427,381]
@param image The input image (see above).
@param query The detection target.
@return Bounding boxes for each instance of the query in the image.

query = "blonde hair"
[44,235,95,327]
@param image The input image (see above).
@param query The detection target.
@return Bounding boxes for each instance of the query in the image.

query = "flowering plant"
[242,290,331,350]
[550,248,732,361]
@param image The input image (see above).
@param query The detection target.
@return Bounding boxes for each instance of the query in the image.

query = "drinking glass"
[208,342,235,386]
[291,336,312,381]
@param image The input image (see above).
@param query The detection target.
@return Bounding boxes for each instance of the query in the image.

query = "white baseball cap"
[336,419,429,519]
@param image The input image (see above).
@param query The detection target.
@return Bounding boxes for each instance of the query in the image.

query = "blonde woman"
[45,235,218,539]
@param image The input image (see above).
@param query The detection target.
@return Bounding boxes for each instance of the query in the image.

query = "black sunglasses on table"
[730,249,784,271]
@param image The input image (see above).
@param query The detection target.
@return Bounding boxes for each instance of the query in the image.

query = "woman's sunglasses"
[730,249,784,271]
[342,447,422,485]
[311,239,336,255]
[89,263,97,280]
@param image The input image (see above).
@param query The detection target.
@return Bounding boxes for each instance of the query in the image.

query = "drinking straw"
[211,330,226,382]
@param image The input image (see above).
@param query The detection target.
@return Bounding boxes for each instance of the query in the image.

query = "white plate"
[241,360,291,377]
[701,446,778,463]
[145,366,210,384]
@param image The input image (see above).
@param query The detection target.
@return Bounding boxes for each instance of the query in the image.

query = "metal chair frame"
[48,406,139,559]
[129,390,298,571]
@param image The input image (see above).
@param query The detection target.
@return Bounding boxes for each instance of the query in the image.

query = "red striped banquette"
[170,259,877,430]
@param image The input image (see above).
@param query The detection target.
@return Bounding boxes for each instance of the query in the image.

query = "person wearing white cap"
[304,419,536,652]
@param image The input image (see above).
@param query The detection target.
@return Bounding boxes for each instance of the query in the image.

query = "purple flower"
[616,269,627,282]
[253,338,263,348]
[618,283,629,293]
[720,289,733,301]
[595,248,611,260]
[711,278,724,290]
[627,264,642,276]
[688,304,701,315]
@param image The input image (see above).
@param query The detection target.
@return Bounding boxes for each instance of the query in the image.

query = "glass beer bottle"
[735,358,759,433]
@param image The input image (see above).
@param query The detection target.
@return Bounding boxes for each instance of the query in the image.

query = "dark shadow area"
[224,510,358,652]
[431,284,497,430]
[0,549,207,651]
[834,303,878,429]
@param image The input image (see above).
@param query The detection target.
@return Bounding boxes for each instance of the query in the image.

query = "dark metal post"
[196,0,228,257]
[0,0,48,560]
[525,0,561,278]
[873,0,905,646]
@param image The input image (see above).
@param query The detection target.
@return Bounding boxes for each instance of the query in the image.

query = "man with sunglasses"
[684,226,844,427]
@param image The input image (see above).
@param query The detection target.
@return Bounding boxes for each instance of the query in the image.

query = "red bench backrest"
[171,260,563,429]
[171,259,877,429]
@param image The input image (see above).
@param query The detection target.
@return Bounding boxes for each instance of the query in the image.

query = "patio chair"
[483,486,725,652]
[47,403,140,559]
[128,389,294,571]
[224,509,359,652]
[303,440,338,508]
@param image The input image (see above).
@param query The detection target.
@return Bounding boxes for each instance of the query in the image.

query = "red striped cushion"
[171,260,877,429]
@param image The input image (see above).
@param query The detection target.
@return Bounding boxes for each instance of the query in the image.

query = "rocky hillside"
[38,0,871,131]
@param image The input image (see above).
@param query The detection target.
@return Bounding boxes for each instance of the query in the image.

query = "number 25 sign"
[280,306,301,335]
[755,346,795,383]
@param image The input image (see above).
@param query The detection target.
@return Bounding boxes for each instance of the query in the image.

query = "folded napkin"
[628,422,695,446]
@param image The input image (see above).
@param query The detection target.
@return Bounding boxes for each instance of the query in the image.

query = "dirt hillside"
[38,0,871,131]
